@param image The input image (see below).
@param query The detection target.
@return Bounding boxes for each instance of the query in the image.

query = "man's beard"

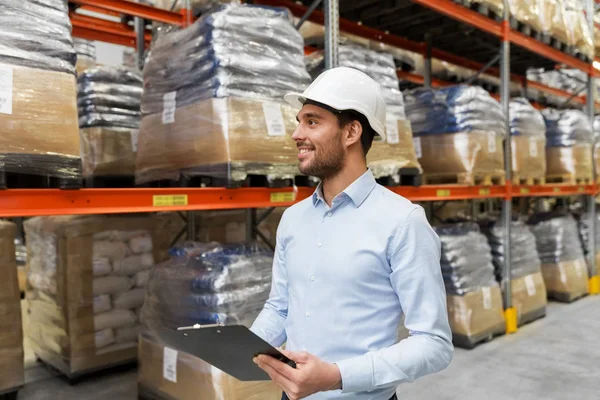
[299,137,345,180]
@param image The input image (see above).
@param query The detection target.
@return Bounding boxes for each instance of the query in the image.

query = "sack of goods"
[78,66,143,177]
[0,221,24,393]
[0,0,80,181]
[480,219,547,326]
[25,215,165,377]
[136,4,311,185]
[593,116,600,179]
[435,222,505,348]
[73,38,97,75]
[509,98,547,184]
[138,242,280,400]
[576,211,600,275]
[528,212,589,302]
[405,85,506,185]
[542,108,593,184]
[306,44,421,183]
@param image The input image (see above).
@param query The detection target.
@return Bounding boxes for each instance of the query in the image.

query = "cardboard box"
[447,285,505,344]
[136,97,300,183]
[0,63,79,158]
[25,215,168,376]
[80,127,137,177]
[509,271,547,325]
[546,144,593,181]
[541,258,589,302]
[138,333,281,400]
[0,220,24,392]
[511,135,546,181]
[367,120,422,179]
[418,131,505,182]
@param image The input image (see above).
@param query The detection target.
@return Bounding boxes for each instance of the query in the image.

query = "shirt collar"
[312,169,377,208]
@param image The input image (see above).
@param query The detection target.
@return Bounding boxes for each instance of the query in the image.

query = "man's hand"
[253,350,342,400]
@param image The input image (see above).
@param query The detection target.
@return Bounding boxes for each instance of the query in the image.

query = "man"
[251,67,453,400]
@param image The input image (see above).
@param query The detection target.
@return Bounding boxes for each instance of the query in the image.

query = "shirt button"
[317,242,322,247]
[305,312,310,317]
[327,212,332,217]
[310,276,315,281]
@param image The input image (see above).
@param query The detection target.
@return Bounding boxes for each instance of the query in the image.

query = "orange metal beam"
[71,14,152,48]
[68,0,184,25]
[512,184,595,197]
[78,5,122,16]
[72,25,136,47]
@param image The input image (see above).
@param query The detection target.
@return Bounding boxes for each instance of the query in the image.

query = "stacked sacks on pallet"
[480,219,547,326]
[528,212,589,302]
[73,38,97,75]
[25,215,166,378]
[138,242,280,400]
[0,0,80,184]
[509,98,547,184]
[404,85,506,185]
[136,4,311,186]
[576,211,600,276]
[305,44,421,184]
[542,108,593,184]
[435,222,505,348]
[593,116,600,180]
[78,66,143,179]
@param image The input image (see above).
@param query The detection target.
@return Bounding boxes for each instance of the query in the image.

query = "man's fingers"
[281,350,311,363]
[257,355,297,379]
[255,358,297,394]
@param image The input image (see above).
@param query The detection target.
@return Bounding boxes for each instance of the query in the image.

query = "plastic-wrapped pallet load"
[0,0,81,182]
[136,4,311,185]
[480,219,547,326]
[509,98,546,184]
[138,242,280,400]
[0,221,24,394]
[542,108,593,184]
[405,85,506,185]
[25,215,166,378]
[306,44,421,183]
[576,211,600,275]
[528,212,589,302]
[562,0,594,59]
[593,116,600,180]
[435,222,505,348]
[78,66,143,177]
[74,38,97,75]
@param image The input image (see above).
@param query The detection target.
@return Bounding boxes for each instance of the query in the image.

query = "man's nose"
[291,125,304,141]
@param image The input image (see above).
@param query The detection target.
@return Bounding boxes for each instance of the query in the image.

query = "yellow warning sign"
[270,192,295,203]
[436,189,451,197]
[153,195,188,207]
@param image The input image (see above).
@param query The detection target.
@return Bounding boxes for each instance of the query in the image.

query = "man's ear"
[344,120,363,147]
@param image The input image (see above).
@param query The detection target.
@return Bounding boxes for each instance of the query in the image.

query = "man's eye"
[308,120,317,126]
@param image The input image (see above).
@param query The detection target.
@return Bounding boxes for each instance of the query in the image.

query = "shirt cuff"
[335,354,374,394]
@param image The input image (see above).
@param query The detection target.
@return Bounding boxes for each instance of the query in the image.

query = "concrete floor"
[18,296,600,399]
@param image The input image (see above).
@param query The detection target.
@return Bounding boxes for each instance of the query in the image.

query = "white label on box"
[413,137,422,159]
[0,65,13,115]
[386,119,399,144]
[130,129,140,152]
[488,135,497,153]
[524,275,536,296]
[163,347,178,383]
[482,287,492,310]
[262,102,286,137]
[529,137,538,157]
[162,91,177,124]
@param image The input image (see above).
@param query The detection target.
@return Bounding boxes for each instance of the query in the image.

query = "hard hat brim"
[283,92,306,109]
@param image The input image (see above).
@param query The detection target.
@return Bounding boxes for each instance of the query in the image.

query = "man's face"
[292,104,345,179]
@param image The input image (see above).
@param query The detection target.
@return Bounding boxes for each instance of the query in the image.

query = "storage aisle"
[18,297,600,400]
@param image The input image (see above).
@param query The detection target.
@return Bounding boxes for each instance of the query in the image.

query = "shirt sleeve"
[250,222,289,347]
[335,206,453,393]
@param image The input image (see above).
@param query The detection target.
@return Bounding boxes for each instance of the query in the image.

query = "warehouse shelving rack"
[4,0,594,333]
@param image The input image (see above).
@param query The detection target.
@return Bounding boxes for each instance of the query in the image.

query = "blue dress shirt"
[251,169,453,399]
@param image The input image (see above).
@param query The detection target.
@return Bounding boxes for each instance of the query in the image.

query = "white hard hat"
[284,66,387,141]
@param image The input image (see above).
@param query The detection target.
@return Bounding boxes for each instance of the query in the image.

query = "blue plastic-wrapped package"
[509,98,545,137]
[142,242,273,333]
[404,85,506,136]
[542,109,594,148]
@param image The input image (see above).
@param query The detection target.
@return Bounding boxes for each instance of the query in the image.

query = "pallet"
[452,329,505,350]
[375,167,422,187]
[0,153,82,189]
[545,175,593,185]
[422,173,505,186]
[512,176,545,186]
[519,307,546,327]
[548,291,587,304]
[0,386,21,400]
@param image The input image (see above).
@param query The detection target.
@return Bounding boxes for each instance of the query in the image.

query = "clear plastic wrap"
[594,116,600,178]
[0,63,80,178]
[25,215,166,376]
[141,4,310,116]
[528,212,589,301]
[509,98,547,181]
[74,38,96,61]
[0,221,24,392]
[366,120,422,179]
[576,212,600,269]
[563,0,594,58]
[141,242,273,333]
[509,98,545,137]
[542,108,593,148]
[0,0,76,75]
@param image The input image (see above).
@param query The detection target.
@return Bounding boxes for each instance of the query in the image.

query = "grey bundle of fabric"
[78,66,143,129]
[479,219,542,283]
[576,212,600,257]
[141,3,311,115]
[141,242,273,334]
[0,0,76,74]
[542,108,594,148]
[73,38,96,61]
[435,222,497,296]
[528,212,584,264]
[305,44,405,118]
[509,98,546,137]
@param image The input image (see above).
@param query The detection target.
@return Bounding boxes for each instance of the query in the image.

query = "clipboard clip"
[177,318,225,331]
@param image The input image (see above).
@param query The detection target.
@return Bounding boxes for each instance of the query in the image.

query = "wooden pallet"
[423,172,505,186]
[375,167,422,187]
[545,175,593,185]
[548,291,588,304]
[452,329,505,350]
[512,176,546,186]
